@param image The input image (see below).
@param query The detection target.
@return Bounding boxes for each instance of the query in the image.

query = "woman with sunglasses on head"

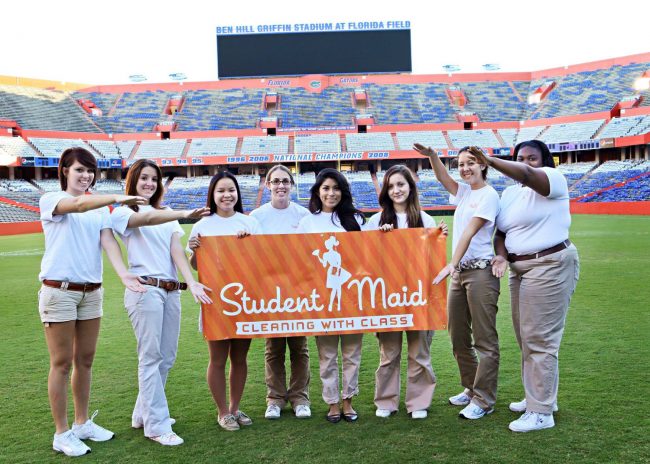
[187,171,261,432]
[414,144,501,421]
[469,140,579,433]
[296,168,365,423]
[39,147,147,457]
[365,165,448,420]
[111,159,212,446]
[250,165,312,420]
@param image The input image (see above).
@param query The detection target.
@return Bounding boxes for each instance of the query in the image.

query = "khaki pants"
[374,330,436,413]
[264,336,310,408]
[315,334,363,404]
[448,266,500,410]
[510,245,579,414]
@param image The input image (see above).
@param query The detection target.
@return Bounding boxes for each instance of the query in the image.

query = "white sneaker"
[235,410,253,426]
[71,411,115,442]
[509,399,559,413]
[265,404,281,420]
[295,404,311,418]
[449,389,472,406]
[459,403,494,420]
[53,430,91,457]
[509,411,555,432]
[132,417,176,429]
[411,410,428,419]
[218,414,240,431]
[149,432,184,446]
[375,409,392,418]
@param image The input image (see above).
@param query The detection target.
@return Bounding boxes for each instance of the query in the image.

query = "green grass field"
[1,215,649,463]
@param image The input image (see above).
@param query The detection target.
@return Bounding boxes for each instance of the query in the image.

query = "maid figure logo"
[311,235,352,312]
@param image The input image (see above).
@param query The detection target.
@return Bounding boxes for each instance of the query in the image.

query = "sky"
[1,0,648,85]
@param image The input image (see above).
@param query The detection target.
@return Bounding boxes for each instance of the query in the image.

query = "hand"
[188,281,213,304]
[467,147,492,167]
[491,255,508,278]
[121,273,147,292]
[185,207,211,220]
[433,263,455,285]
[413,143,437,158]
[379,224,393,232]
[116,194,147,206]
[237,230,251,238]
[438,220,449,236]
[188,234,201,251]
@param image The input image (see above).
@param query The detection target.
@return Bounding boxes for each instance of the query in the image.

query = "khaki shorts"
[38,285,104,323]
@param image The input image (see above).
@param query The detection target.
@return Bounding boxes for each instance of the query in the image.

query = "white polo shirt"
[249,201,309,234]
[296,212,364,233]
[450,182,499,262]
[496,167,571,256]
[39,191,111,283]
[111,205,184,280]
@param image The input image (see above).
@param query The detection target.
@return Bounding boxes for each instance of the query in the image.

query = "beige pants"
[509,245,580,414]
[374,330,436,413]
[447,266,500,410]
[315,334,363,404]
[264,336,310,408]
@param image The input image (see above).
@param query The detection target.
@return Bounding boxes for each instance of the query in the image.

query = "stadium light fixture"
[482,64,500,71]
[633,77,650,91]
[129,74,147,82]
[169,73,187,81]
[442,64,461,73]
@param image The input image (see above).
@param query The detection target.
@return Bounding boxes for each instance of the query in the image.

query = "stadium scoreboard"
[216,21,411,79]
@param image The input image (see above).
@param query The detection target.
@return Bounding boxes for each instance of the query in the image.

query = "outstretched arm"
[470,151,551,196]
[127,206,210,228]
[413,143,458,196]
[55,193,146,215]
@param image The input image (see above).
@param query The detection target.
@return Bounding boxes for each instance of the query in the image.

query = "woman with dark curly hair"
[296,168,365,423]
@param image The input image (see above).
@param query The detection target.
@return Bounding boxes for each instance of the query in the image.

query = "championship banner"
[196,228,447,340]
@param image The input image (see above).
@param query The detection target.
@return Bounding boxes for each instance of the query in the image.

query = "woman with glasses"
[470,140,579,432]
[414,144,502,421]
[249,165,312,420]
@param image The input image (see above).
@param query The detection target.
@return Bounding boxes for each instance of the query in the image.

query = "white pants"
[125,287,181,437]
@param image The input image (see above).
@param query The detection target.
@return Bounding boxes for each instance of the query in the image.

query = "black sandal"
[342,411,358,422]
[326,413,342,424]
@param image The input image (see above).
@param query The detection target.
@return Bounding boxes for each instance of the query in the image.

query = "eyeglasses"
[269,179,292,186]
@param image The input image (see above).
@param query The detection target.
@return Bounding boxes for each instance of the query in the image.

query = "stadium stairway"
[254,179,265,209]
[107,93,123,117]
[590,119,610,140]
[568,164,599,195]
[507,81,525,103]
[127,141,142,161]
[181,140,192,158]
[68,93,106,134]
[371,173,381,196]
[442,132,453,149]
[494,130,506,147]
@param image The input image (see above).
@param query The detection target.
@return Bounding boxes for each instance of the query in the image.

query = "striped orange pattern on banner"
[196,228,447,340]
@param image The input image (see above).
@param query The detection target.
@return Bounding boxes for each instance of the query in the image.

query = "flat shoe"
[326,413,342,424]
[342,412,358,422]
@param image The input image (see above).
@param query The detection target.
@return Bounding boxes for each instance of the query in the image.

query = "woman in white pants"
[472,140,579,432]
[250,165,312,420]
[365,165,447,420]
[111,159,212,446]
[296,168,365,423]
[39,147,147,457]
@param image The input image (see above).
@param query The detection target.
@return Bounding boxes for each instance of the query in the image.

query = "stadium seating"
[538,119,604,144]
[570,160,650,198]
[294,134,341,153]
[0,137,38,158]
[241,136,289,155]
[175,89,265,131]
[274,87,355,128]
[446,129,501,149]
[135,140,186,158]
[0,203,40,222]
[187,137,238,157]
[29,137,100,158]
[396,131,448,150]
[345,133,395,152]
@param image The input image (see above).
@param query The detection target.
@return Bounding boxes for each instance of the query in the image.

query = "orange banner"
[196,228,447,340]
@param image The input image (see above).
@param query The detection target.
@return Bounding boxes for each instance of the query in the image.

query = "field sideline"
[0,215,648,463]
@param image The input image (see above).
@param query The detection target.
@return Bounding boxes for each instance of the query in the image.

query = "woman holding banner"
[111,159,212,446]
[38,147,147,457]
[296,168,365,423]
[188,171,261,432]
[415,144,502,421]
[470,140,579,432]
[250,165,312,420]
[365,164,447,420]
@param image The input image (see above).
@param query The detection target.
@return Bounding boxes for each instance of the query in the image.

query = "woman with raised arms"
[364,164,447,420]
[249,165,312,420]
[296,168,365,424]
[38,147,147,457]
[470,140,579,432]
[188,171,261,432]
[414,144,502,421]
[111,159,212,446]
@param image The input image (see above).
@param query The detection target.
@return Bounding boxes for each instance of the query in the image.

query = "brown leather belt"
[42,280,102,292]
[508,240,572,263]
[140,276,187,291]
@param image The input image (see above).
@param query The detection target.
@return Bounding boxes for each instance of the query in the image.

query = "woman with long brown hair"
[365,165,447,420]
[111,159,211,446]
